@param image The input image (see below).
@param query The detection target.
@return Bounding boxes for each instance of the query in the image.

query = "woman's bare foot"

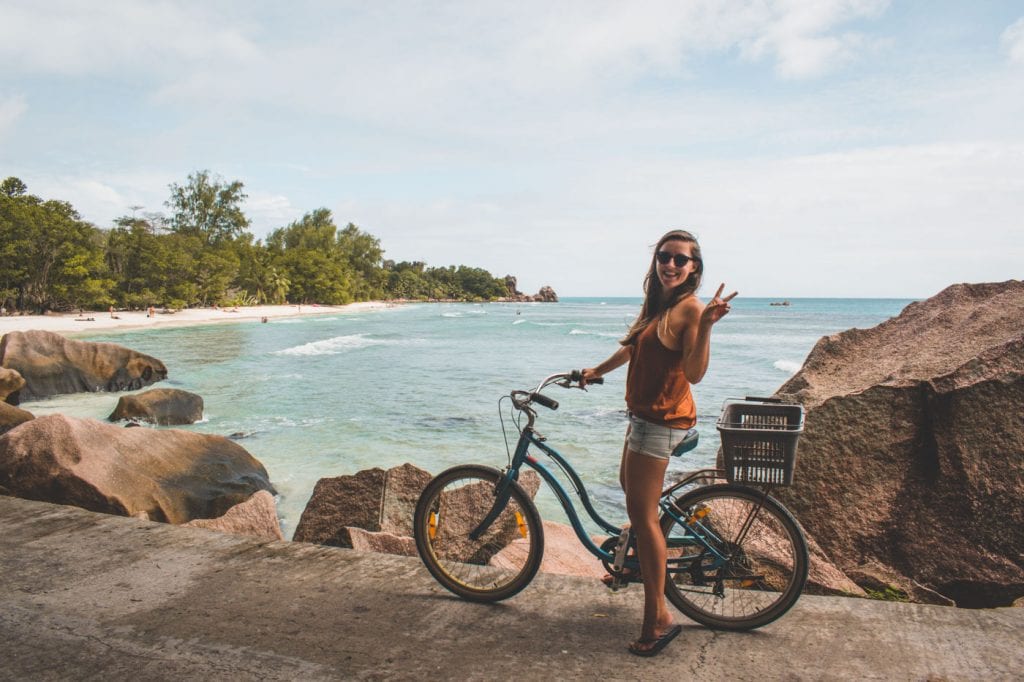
[600,567,642,586]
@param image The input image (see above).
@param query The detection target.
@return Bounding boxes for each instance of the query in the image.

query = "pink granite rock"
[0,367,25,401]
[771,280,1024,607]
[0,330,167,401]
[294,463,435,545]
[108,388,204,425]
[185,490,284,541]
[0,414,275,524]
[0,402,33,435]
[491,521,607,579]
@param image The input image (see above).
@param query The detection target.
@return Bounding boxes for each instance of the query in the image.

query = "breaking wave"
[274,334,386,356]
[773,360,802,374]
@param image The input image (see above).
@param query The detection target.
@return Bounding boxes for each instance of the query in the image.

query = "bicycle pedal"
[612,526,632,572]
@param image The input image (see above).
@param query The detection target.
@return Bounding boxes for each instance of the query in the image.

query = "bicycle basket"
[716,399,805,486]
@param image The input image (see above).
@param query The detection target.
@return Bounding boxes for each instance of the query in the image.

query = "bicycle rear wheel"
[661,484,808,630]
[413,464,544,602]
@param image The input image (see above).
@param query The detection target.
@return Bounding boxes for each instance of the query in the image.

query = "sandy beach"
[0,302,394,337]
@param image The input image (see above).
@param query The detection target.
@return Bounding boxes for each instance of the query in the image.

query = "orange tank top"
[624,316,696,429]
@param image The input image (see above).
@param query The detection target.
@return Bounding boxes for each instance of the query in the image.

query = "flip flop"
[628,624,683,657]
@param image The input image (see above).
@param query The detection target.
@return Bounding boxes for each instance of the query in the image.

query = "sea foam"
[569,328,621,338]
[773,359,802,374]
[274,334,383,356]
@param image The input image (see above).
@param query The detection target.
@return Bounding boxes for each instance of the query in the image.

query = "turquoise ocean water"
[25,297,912,539]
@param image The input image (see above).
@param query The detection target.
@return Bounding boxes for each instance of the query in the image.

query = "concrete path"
[1,495,1021,681]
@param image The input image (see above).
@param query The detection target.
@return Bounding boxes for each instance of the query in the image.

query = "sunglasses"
[656,250,700,268]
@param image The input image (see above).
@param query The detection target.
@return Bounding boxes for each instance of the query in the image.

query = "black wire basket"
[716,398,805,486]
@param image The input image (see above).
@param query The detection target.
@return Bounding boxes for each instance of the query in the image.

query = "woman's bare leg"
[622,448,675,647]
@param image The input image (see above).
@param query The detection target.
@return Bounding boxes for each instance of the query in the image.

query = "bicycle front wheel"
[661,484,808,630]
[413,464,544,602]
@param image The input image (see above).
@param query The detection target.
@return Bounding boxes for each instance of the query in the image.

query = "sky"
[1,1,1022,298]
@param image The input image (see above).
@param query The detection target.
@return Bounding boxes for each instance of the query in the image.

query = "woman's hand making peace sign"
[700,283,738,327]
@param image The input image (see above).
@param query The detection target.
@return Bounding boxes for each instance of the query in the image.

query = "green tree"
[106,215,167,308]
[454,265,506,300]
[157,233,201,308]
[336,223,385,299]
[166,170,250,245]
[1,177,28,198]
[0,178,112,312]
[267,209,356,304]
[277,249,350,304]
[194,244,240,306]
[0,179,34,308]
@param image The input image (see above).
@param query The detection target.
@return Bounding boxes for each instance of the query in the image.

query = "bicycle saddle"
[670,428,699,457]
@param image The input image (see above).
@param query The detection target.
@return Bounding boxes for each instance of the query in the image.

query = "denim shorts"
[625,414,689,460]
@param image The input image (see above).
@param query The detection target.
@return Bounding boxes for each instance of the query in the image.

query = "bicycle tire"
[661,483,808,630]
[413,464,544,602]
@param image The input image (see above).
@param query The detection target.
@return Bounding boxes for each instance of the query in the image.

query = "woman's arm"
[581,344,632,385]
[673,284,737,384]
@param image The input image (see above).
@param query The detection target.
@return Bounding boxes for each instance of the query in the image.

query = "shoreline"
[0,302,397,337]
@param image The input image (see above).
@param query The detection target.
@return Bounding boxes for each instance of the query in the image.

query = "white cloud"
[738,0,889,78]
[1002,17,1024,64]
[347,140,1024,298]
[24,171,177,226]
[0,94,27,139]
[245,193,303,234]
[57,1,892,121]
[0,0,259,76]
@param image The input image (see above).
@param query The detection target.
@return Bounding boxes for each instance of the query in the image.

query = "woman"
[582,229,735,657]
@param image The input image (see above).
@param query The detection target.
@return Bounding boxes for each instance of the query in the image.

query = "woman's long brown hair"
[621,230,703,346]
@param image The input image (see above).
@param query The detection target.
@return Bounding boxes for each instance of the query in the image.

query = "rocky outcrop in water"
[503,276,559,303]
[0,414,276,525]
[108,388,204,425]
[535,285,558,302]
[0,367,25,401]
[774,280,1024,607]
[0,402,33,435]
[0,330,167,401]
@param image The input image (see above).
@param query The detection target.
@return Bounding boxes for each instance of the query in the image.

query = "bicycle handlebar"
[512,370,603,415]
[530,392,559,410]
[569,369,604,385]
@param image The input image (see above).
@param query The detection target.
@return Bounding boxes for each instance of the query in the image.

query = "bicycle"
[413,371,809,631]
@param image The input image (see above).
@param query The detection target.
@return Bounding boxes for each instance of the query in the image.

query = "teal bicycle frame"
[472,391,737,579]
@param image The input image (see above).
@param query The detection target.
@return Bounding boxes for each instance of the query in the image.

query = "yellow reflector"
[428,512,438,539]
[515,511,528,538]
[687,505,710,525]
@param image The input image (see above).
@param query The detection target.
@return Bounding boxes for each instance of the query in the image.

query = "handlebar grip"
[570,369,604,385]
[530,392,559,410]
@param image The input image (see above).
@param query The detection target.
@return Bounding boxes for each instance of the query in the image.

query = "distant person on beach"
[109,306,119,320]
[581,229,736,657]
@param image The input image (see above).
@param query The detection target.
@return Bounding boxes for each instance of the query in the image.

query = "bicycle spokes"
[662,485,808,630]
